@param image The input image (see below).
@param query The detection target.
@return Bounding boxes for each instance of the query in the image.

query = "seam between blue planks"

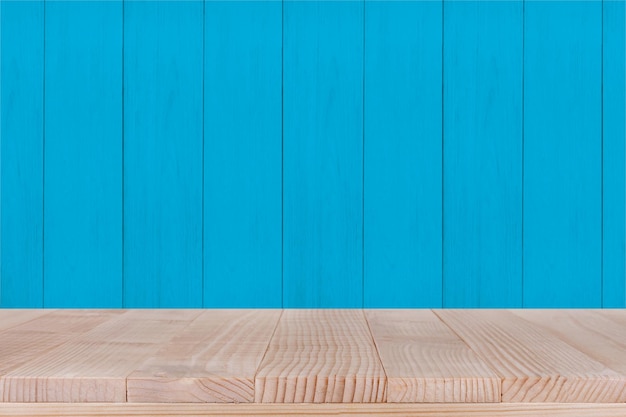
[595,0,605,306]
[521,0,525,308]
[42,0,46,308]
[362,0,365,309]
[280,0,287,305]
[441,0,445,308]
[201,0,205,307]
[121,0,125,308]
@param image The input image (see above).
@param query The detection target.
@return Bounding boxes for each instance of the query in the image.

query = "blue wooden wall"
[1,0,624,308]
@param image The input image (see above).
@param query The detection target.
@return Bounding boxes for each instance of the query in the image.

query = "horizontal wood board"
[0,309,624,405]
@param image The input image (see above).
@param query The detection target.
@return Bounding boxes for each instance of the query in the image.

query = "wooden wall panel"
[0,1,618,308]
[364,0,442,308]
[0,0,44,307]
[204,1,282,307]
[602,0,626,308]
[124,1,203,307]
[43,1,122,307]
[283,0,364,307]
[524,1,602,307]
[443,0,523,307]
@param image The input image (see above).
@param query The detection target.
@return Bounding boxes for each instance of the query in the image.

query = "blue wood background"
[1,0,624,308]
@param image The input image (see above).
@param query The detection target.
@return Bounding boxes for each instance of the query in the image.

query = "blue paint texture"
[0,0,623,308]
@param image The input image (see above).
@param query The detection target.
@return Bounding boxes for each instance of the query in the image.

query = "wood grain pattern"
[0,310,121,377]
[435,310,626,402]
[363,0,442,308]
[0,310,201,402]
[123,0,203,307]
[2,309,626,406]
[282,1,364,307]
[255,310,386,403]
[127,310,281,403]
[442,0,522,307]
[523,0,602,307]
[203,1,282,308]
[512,310,626,374]
[366,310,499,402]
[0,310,53,332]
[2,403,626,417]
[602,0,626,308]
[43,0,123,308]
[0,0,44,308]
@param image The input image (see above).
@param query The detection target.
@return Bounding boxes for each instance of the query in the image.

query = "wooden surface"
[2,403,626,417]
[1,309,626,415]
[2,1,624,311]
[0,0,45,308]
[443,1,523,307]
[43,1,123,308]
[255,310,385,403]
[282,1,364,307]
[128,310,280,403]
[363,0,442,308]
[123,1,203,307]
[203,1,282,308]
[523,1,602,307]
[435,310,626,402]
[366,310,499,402]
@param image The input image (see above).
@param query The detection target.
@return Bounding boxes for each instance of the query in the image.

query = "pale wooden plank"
[435,310,626,402]
[0,310,55,333]
[2,402,626,417]
[0,310,202,402]
[255,310,386,403]
[595,309,626,327]
[0,310,122,376]
[127,310,281,403]
[365,310,499,402]
[512,310,626,375]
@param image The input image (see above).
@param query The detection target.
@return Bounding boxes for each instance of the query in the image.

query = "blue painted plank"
[124,1,203,307]
[603,0,625,308]
[0,1,44,307]
[524,1,602,307]
[443,1,523,307]
[43,1,122,308]
[364,0,442,307]
[204,1,282,308]
[283,0,363,307]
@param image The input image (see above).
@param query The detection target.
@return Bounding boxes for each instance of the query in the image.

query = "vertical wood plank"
[602,0,625,307]
[524,1,602,307]
[204,1,282,307]
[0,0,44,307]
[44,1,122,307]
[363,0,442,307]
[283,0,364,307]
[124,1,203,307]
[443,0,523,307]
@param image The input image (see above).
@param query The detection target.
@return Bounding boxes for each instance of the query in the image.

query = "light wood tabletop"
[0,309,625,416]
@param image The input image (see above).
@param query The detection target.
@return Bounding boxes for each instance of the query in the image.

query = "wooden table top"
[1,309,625,416]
